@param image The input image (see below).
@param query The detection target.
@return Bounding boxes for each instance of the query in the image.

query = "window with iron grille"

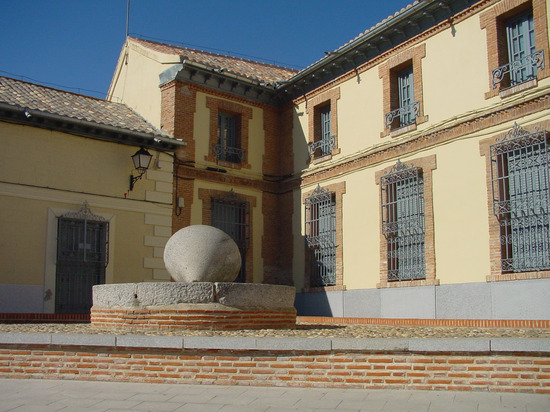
[490,7,545,90]
[385,65,420,130]
[305,185,336,286]
[380,161,425,281]
[55,202,108,314]
[308,104,334,158]
[490,123,550,273]
[215,112,245,163]
[211,193,250,282]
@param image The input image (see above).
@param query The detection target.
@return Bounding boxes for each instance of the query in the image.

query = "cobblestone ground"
[1,322,549,338]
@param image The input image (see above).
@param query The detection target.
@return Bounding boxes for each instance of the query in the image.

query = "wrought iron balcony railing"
[308,135,335,158]
[491,50,545,89]
[385,101,420,130]
[212,144,246,164]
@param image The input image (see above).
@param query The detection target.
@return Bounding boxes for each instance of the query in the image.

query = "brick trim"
[91,307,296,330]
[198,188,257,283]
[479,119,550,282]
[205,97,253,169]
[162,80,197,164]
[297,316,550,329]
[375,155,438,288]
[379,44,428,137]
[480,0,550,99]
[302,182,346,291]
[306,88,341,162]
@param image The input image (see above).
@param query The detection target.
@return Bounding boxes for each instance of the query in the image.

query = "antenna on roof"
[126,0,130,38]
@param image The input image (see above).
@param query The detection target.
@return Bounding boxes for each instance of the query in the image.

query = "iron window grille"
[490,123,550,273]
[380,161,425,281]
[216,112,245,163]
[56,201,108,314]
[211,191,250,283]
[308,135,335,158]
[492,11,544,89]
[305,185,336,287]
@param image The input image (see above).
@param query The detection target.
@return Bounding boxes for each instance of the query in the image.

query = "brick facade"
[162,79,292,284]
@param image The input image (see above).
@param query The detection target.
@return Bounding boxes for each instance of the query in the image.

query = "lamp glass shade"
[131,147,153,171]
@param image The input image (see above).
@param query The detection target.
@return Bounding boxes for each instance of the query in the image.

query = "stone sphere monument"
[164,225,241,283]
[91,225,297,330]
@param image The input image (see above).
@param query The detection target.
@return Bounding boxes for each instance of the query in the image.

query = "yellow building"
[0,77,184,314]
[109,0,550,320]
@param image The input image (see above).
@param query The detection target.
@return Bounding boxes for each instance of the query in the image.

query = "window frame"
[480,121,550,281]
[375,155,437,288]
[198,188,256,283]
[205,97,252,169]
[304,185,337,287]
[210,192,251,283]
[480,0,550,99]
[307,88,341,163]
[302,181,346,291]
[379,44,427,138]
[380,161,426,282]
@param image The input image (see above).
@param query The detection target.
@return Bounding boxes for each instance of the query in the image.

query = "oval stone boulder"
[164,225,241,283]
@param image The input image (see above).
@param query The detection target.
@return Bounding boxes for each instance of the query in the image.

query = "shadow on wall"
[294,291,333,317]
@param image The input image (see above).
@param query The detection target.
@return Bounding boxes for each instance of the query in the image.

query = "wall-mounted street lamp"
[129,147,153,191]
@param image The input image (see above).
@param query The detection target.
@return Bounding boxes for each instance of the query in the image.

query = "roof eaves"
[285,0,431,85]
[0,102,186,151]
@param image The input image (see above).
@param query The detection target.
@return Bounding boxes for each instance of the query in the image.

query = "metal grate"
[305,185,336,286]
[211,191,250,283]
[216,112,244,163]
[55,202,108,314]
[380,161,425,281]
[490,123,550,272]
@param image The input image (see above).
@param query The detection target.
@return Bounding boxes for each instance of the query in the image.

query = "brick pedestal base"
[90,306,296,330]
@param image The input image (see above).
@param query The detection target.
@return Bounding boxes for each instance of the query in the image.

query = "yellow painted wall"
[0,121,173,307]
[107,40,180,129]
[339,69,385,154]
[2,123,155,199]
[0,196,48,285]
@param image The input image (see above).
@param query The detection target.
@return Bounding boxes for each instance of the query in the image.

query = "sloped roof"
[130,36,298,84]
[0,76,169,137]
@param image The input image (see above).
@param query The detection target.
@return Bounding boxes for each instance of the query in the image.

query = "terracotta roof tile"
[130,37,298,84]
[0,76,169,137]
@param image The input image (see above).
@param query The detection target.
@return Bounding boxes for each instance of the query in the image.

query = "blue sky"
[1,0,411,99]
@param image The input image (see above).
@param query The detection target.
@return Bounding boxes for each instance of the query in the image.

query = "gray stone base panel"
[0,284,44,313]
[295,278,550,320]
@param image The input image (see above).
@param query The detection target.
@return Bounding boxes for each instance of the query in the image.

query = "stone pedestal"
[91,282,296,330]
